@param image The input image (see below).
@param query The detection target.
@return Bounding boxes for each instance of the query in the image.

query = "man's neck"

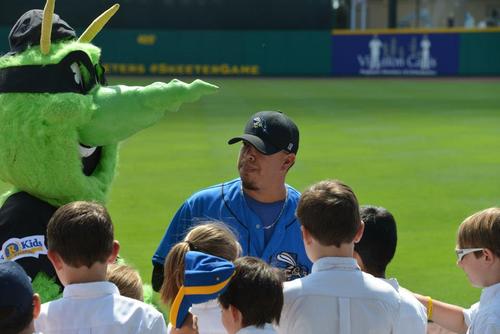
[242,184,287,203]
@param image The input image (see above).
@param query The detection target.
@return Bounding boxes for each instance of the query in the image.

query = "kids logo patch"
[0,236,48,261]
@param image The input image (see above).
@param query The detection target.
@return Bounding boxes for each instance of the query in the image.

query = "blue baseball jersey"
[153,178,311,281]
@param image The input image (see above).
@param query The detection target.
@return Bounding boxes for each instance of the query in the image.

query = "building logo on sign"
[358,35,437,75]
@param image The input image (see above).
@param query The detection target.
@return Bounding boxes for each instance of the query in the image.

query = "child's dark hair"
[47,201,114,268]
[0,305,34,334]
[296,179,361,247]
[218,256,284,327]
[354,205,397,277]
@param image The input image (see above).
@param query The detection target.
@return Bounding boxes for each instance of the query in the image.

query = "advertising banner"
[332,33,460,76]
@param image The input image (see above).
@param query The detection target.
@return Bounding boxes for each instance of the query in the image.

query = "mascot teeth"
[79,144,97,158]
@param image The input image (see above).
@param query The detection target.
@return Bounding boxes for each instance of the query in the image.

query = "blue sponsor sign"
[332,33,460,76]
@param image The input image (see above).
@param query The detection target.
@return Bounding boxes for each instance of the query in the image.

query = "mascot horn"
[0,0,217,301]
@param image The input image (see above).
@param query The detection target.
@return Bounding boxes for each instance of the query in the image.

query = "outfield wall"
[332,28,500,77]
[1,27,500,76]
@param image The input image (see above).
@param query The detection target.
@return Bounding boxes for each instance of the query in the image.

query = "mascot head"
[0,0,217,207]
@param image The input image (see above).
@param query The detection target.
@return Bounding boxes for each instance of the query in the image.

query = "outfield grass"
[2,78,499,307]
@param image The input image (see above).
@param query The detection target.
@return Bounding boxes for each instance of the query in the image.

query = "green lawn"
[2,77,499,307]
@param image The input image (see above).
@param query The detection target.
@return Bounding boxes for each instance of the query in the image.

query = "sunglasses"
[455,248,484,262]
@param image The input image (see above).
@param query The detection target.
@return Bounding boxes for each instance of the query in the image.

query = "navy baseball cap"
[7,9,76,55]
[0,261,33,326]
[228,111,299,155]
[169,251,235,329]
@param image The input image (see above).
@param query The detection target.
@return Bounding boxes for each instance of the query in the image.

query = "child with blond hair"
[161,222,241,334]
[107,263,144,301]
[416,207,500,334]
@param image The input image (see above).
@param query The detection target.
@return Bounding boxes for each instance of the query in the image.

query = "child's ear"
[301,226,312,246]
[230,305,243,327]
[47,250,63,270]
[483,248,496,264]
[107,240,120,264]
[353,220,365,243]
[33,293,42,319]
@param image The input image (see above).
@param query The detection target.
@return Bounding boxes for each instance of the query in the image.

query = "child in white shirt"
[416,207,500,334]
[277,180,401,334]
[35,201,167,334]
[218,257,283,334]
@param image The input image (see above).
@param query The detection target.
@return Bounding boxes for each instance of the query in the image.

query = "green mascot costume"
[0,0,217,302]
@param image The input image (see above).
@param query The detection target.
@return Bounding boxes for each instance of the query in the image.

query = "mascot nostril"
[0,0,218,302]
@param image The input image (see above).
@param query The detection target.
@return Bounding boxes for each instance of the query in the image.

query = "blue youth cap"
[169,251,235,329]
[0,261,33,326]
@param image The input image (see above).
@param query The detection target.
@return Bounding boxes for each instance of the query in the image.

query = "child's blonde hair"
[458,207,500,257]
[160,222,241,305]
[107,263,144,301]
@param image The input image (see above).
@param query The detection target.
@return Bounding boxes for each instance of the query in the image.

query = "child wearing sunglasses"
[415,207,500,334]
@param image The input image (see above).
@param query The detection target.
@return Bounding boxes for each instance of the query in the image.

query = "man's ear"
[281,153,296,171]
[47,250,63,270]
[107,240,120,264]
[32,293,41,319]
[353,221,365,244]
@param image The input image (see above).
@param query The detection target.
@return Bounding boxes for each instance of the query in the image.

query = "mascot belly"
[0,0,217,301]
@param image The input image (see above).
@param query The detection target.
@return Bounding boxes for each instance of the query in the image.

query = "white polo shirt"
[383,278,427,334]
[277,257,400,334]
[35,281,167,334]
[467,282,500,334]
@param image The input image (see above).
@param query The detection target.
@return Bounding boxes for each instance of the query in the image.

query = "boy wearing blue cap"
[218,257,283,334]
[35,201,167,334]
[0,261,42,334]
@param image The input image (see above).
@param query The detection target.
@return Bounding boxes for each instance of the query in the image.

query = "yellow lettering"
[137,34,157,45]
[231,65,240,75]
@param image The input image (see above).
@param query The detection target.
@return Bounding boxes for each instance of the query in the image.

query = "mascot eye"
[70,62,83,86]
[79,144,97,158]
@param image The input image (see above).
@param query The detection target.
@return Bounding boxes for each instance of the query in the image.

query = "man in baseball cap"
[153,111,311,292]
[0,261,42,334]
[228,111,299,155]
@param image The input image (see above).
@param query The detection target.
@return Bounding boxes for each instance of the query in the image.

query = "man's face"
[237,141,293,191]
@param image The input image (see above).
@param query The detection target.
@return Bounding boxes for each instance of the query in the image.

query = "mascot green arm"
[80,79,217,146]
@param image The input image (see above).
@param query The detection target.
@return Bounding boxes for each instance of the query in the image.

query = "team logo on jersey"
[0,236,47,261]
[252,116,268,133]
[271,251,309,281]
